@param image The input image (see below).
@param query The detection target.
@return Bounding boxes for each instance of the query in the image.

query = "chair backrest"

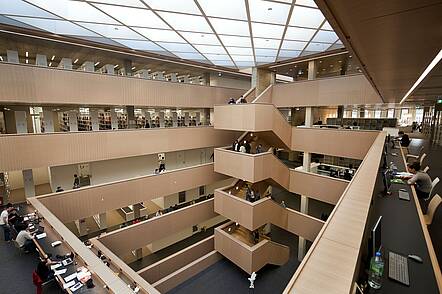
[423,166,430,173]
[426,194,442,224]
[420,153,427,165]
[429,177,440,198]
[12,240,21,249]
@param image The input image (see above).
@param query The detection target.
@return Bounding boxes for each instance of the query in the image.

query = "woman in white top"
[239,145,246,153]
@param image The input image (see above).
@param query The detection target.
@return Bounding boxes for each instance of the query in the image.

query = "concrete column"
[337,106,344,119]
[135,248,143,260]
[308,60,317,80]
[6,50,19,63]
[90,109,99,131]
[127,106,136,129]
[158,112,165,128]
[42,108,55,133]
[123,59,132,76]
[15,111,28,133]
[298,106,313,261]
[172,112,178,127]
[94,212,107,230]
[133,203,142,219]
[110,109,118,130]
[184,112,190,126]
[251,67,276,97]
[68,111,78,131]
[22,169,35,198]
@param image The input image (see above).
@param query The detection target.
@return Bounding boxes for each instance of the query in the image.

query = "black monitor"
[382,170,392,195]
[371,216,382,256]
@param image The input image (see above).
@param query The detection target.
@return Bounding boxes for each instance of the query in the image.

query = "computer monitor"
[382,170,391,195]
[371,216,382,256]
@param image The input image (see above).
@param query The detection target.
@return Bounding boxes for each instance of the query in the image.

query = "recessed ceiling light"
[48,62,52,66]
[131,66,136,70]
[338,60,342,63]
[25,59,28,64]
[114,64,119,69]
[319,60,322,63]
[349,55,352,58]
[25,51,28,57]
[73,58,78,64]
[322,68,325,71]
[51,55,55,61]
[294,65,297,68]
[218,72,222,76]
[94,62,100,66]
[330,65,333,67]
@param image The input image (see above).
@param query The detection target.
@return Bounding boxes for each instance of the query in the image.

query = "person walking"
[0,203,13,241]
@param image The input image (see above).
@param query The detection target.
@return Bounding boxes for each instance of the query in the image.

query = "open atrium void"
[0,0,441,294]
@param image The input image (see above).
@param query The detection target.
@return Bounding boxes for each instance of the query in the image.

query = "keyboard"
[388,251,410,286]
[399,189,410,201]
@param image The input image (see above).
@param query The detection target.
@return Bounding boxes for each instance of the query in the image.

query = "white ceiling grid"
[0,0,343,69]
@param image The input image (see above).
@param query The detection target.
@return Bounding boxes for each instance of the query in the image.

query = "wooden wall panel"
[38,163,226,223]
[0,127,240,171]
[138,236,215,283]
[291,128,379,159]
[0,63,245,107]
[98,199,217,255]
[272,74,382,107]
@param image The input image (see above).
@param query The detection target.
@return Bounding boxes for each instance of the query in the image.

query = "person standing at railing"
[244,140,251,154]
[256,144,263,154]
[233,140,240,152]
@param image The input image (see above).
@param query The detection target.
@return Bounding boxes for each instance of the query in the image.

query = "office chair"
[406,146,424,161]
[419,153,427,166]
[12,240,24,256]
[426,177,440,201]
[423,166,430,173]
[424,194,441,225]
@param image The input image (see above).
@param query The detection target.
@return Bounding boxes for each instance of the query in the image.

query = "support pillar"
[42,108,55,133]
[22,169,35,198]
[68,111,78,131]
[76,219,88,236]
[110,109,118,130]
[184,112,190,126]
[15,111,28,134]
[94,212,107,230]
[251,67,276,98]
[135,248,143,260]
[127,106,136,129]
[298,106,313,261]
[123,59,132,76]
[172,112,178,127]
[337,105,344,119]
[90,109,99,131]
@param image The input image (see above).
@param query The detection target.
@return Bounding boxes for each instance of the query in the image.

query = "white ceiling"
[0,0,344,69]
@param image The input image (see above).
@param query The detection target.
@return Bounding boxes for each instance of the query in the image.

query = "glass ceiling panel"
[253,38,280,49]
[284,26,316,41]
[255,48,278,56]
[219,35,251,47]
[173,52,206,60]
[27,0,119,24]
[203,54,231,61]
[197,0,247,20]
[256,56,276,62]
[321,21,333,31]
[134,27,185,42]
[289,6,324,28]
[236,61,255,67]
[114,39,165,51]
[209,18,250,37]
[87,0,146,8]
[8,16,99,37]
[0,0,59,18]
[295,0,317,8]
[156,42,197,53]
[278,49,301,58]
[180,32,220,45]
[305,42,331,51]
[143,0,201,14]
[281,40,307,50]
[249,0,290,25]
[80,23,144,39]
[231,55,254,62]
[312,30,338,43]
[251,22,285,39]
[194,45,227,54]
[158,12,212,33]
[212,60,235,66]
[95,4,168,29]
[226,47,254,55]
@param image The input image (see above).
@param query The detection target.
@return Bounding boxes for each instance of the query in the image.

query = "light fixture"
[94,62,100,66]
[48,62,52,66]
[338,60,342,63]
[322,68,325,71]
[0,56,3,61]
[25,51,28,57]
[73,58,78,64]
[330,65,333,67]
[131,66,136,70]
[114,64,119,69]
[218,72,222,76]
[25,59,29,64]
[349,55,352,58]
[51,55,55,61]
[319,60,322,63]
[400,49,442,104]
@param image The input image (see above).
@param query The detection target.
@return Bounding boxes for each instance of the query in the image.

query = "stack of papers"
[50,263,62,270]
[64,272,77,283]
[36,233,47,239]
[54,268,67,275]
[63,280,75,289]
[70,282,83,292]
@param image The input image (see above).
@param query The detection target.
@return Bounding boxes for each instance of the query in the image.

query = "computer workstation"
[358,139,441,293]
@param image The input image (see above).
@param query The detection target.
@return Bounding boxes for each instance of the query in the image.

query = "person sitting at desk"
[15,223,35,253]
[398,131,410,147]
[36,257,57,282]
[343,169,352,181]
[403,162,432,199]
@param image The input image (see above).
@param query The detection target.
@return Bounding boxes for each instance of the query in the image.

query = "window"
[364,109,369,118]
[178,191,186,203]
[415,108,424,123]
[351,109,358,118]
[375,110,381,118]
[387,109,394,118]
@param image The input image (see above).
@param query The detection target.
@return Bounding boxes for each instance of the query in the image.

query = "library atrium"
[0,0,441,293]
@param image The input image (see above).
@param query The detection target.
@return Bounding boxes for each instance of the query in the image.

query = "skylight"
[0,0,344,69]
